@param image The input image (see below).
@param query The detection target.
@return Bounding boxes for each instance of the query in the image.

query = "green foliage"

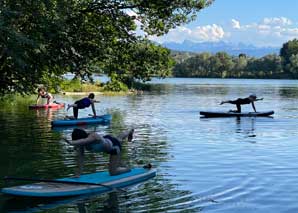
[0,0,213,95]
[0,94,35,106]
[60,79,103,92]
[103,74,128,92]
[280,39,298,77]
[102,39,175,89]
[287,54,298,77]
[173,51,285,79]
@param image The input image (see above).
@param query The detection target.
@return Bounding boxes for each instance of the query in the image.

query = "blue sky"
[148,0,298,47]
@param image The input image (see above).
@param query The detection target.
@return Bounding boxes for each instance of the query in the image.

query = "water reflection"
[1,79,298,212]
[235,117,256,138]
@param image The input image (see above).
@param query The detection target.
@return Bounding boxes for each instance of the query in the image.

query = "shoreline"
[61,91,104,96]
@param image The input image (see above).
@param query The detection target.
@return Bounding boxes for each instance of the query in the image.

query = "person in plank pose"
[64,128,134,177]
[220,94,263,113]
[67,93,99,119]
[36,88,53,105]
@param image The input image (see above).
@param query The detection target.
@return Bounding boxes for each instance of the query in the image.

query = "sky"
[148,0,298,47]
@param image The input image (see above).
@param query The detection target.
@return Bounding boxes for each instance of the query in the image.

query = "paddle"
[4,176,127,193]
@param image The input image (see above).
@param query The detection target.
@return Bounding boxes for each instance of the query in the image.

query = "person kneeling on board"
[219,94,263,113]
[67,93,99,119]
[64,128,134,177]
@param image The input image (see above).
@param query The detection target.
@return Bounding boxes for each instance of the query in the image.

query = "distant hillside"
[163,40,280,57]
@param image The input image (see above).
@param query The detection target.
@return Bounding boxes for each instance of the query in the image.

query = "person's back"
[67,93,98,119]
[66,128,134,176]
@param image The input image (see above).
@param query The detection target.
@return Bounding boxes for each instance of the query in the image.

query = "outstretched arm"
[47,93,53,104]
[36,94,41,104]
[251,102,257,112]
[91,103,97,117]
[255,98,263,101]
[75,147,85,177]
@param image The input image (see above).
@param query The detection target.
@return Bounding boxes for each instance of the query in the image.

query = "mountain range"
[162,40,280,57]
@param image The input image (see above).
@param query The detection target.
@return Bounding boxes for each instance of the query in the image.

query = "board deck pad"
[2,168,156,197]
[200,110,274,117]
[51,114,112,127]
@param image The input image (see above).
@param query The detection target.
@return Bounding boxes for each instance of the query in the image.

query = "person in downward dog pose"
[220,94,263,113]
[67,93,99,119]
[64,128,134,177]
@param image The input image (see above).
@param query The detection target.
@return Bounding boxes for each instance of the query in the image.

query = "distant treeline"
[172,39,298,79]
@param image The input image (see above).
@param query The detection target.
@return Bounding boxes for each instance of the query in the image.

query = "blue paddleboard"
[2,168,156,197]
[51,114,112,127]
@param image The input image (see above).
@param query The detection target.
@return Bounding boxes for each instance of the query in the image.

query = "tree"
[280,39,298,76]
[286,54,298,78]
[211,52,233,78]
[103,39,175,90]
[232,56,247,77]
[0,0,214,95]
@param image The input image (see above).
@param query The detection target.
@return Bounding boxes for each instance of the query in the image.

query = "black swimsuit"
[85,135,121,155]
[231,98,251,105]
[41,93,51,98]
[104,135,122,155]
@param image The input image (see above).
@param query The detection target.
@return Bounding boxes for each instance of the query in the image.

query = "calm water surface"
[1,78,298,212]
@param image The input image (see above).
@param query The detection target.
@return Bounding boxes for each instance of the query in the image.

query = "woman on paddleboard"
[36,88,53,104]
[220,94,263,113]
[67,93,99,119]
[64,128,134,177]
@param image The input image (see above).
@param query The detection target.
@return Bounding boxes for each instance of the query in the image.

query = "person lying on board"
[36,88,53,105]
[67,93,99,119]
[64,128,134,177]
[219,94,263,113]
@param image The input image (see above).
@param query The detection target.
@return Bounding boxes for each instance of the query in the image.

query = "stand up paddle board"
[29,103,65,109]
[51,114,112,127]
[2,167,156,197]
[200,110,274,117]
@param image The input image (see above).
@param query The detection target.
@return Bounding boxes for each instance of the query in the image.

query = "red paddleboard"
[29,103,65,109]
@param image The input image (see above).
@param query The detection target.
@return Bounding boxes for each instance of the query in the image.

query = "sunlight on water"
[1,78,298,212]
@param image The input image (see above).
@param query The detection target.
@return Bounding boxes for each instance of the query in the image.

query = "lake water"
[1,78,298,212]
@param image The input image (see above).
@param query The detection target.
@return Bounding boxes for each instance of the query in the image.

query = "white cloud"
[283,28,298,36]
[192,24,225,41]
[148,16,297,47]
[150,24,225,43]
[231,19,240,29]
[225,17,297,46]
[263,17,292,26]
[257,25,271,30]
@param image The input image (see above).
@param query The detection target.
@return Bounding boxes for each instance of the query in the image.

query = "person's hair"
[249,94,257,99]
[88,93,95,99]
[38,88,45,93]
[72,128,88,140]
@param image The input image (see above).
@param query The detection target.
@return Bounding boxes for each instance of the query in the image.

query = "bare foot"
[128,129,134,142]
